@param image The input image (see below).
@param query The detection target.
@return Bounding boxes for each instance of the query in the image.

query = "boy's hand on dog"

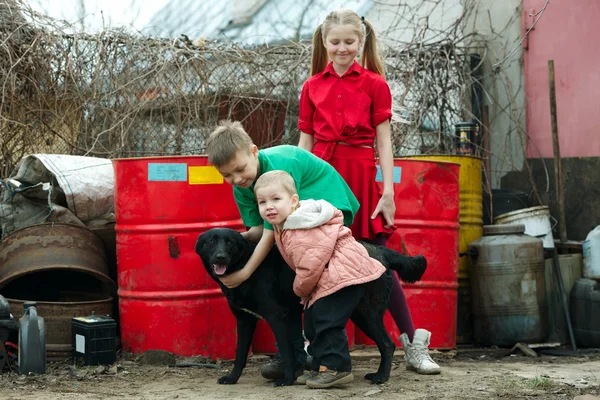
[219,267,251,289]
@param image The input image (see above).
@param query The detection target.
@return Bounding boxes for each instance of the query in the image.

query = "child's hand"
[371,193,395,229]
[219,267,251,289]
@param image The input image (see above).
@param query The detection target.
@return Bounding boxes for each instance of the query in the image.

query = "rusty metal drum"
[468,224,548,346]
[0,223,115,290]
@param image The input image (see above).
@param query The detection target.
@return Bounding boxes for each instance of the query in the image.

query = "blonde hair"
[206,120,253,166]
[254,170,297,196]
[310,8,385,77]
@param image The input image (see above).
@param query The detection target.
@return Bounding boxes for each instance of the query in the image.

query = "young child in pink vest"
[254,170,386,389]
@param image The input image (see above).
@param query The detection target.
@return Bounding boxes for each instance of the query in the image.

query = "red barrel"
[113,156,244,359]
[356,159,460,349]
[252,319,277,354]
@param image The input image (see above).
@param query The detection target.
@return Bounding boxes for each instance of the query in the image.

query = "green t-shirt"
[234,145,359,230]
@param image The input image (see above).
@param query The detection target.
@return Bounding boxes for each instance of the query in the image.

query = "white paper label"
[521,279,536,296]
[76,334,85,354]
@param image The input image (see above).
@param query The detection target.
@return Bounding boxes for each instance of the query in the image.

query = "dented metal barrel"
[0,223,115,290]
[357,159,460,349]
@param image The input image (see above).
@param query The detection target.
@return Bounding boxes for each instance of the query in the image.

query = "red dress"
[299,61,394,241]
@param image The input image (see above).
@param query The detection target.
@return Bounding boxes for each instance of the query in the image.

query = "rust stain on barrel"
[168,236,180,259]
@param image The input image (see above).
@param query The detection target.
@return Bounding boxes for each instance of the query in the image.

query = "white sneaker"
[399,329,441,375]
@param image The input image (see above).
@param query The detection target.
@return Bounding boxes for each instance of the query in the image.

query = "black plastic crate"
[71,314,116,366]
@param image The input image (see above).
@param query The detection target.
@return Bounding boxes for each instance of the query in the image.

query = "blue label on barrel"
[148,163,188,181]
[375,166,402,183]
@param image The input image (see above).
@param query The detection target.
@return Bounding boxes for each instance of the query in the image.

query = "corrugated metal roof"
[145,0,235,39]
[145,0,373,45]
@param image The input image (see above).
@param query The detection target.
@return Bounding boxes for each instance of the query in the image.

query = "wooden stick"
[548,62,577,352]
[547,60,568,243]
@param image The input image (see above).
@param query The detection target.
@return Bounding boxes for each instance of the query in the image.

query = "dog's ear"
[224,231,253,269]
[239,232,255,260]
[194,232,208,257]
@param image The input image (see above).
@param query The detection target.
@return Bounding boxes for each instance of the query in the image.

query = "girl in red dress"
[297,8,440,375]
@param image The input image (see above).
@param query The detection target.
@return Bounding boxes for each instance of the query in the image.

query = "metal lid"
[484,224,525,236]
[495,205,550,221]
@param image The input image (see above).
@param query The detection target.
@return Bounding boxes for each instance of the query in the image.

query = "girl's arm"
[218,228,275,289]
[298,132,314,152]
[371,119,395,228]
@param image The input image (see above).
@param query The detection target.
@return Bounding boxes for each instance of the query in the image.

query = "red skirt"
[313,142,395,241]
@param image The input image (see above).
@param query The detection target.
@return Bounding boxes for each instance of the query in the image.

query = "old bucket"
[495,206,555,249]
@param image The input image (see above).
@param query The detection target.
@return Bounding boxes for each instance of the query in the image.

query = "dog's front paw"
[218,374,239,384]
[364,372,388,384]
[273,377,295,387]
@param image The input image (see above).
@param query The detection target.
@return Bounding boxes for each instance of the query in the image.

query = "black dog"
[195,228,427,387]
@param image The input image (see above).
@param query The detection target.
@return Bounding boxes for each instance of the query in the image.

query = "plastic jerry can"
[583,226,600,279]
[18,302,46,374]
[570,278,600,347]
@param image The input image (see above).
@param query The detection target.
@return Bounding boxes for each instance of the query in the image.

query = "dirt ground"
[1,347,599,400]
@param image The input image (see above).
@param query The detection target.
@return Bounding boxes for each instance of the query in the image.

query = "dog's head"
[194,228,253,278]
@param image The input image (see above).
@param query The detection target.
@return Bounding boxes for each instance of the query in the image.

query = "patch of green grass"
[524,376,553,389]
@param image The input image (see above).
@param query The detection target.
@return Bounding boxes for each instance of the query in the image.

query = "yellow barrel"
[402,155,483,344]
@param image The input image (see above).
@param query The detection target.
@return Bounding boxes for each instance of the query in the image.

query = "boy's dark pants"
[304,284,366,373]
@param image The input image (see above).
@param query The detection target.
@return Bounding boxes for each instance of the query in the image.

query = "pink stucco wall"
[524,0,600,158]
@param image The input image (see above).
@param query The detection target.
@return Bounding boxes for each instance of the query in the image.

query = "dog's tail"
[381,247,427,284]
[360,241,427,284]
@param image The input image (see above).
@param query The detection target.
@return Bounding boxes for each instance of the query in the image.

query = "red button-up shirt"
[298,61,392,151]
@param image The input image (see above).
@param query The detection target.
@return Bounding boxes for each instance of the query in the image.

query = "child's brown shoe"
[306,369,354,389]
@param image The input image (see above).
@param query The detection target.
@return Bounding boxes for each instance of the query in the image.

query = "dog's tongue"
[213,264,227,276]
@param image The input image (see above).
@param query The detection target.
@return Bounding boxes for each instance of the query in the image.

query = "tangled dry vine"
[1,0,525,183]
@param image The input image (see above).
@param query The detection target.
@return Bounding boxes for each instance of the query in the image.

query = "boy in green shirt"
[207,120,359,289]
[206,120,360,379]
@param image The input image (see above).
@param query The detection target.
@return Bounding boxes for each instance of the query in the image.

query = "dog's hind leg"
[288,310,307,368]
[217,311,257,384]
[351,307,395,384]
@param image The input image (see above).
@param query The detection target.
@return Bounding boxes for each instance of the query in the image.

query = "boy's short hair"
[254,170,297,196]
[206,120,253,166]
